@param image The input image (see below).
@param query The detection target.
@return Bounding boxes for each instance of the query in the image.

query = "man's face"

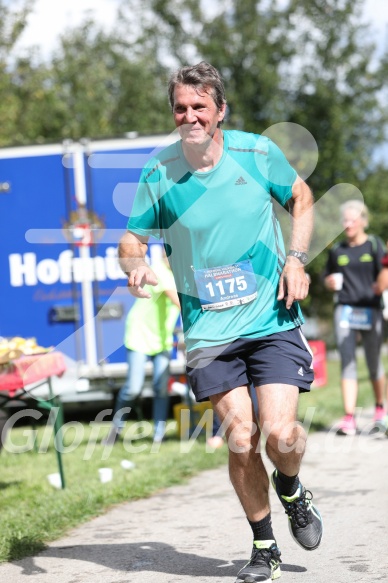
[172,84,225,146]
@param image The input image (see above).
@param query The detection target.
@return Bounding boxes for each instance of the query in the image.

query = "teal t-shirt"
[127,130,304,351]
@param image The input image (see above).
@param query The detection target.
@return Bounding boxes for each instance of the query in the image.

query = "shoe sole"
[287,507,324,551]
[373,420,387,431]
[271,472,323,551]
[235,565,281,582]
[336,427,356,436]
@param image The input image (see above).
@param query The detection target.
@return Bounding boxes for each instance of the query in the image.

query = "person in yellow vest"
[103,253,180,445]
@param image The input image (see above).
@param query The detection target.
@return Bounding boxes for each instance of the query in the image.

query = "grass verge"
[0,356,380,563]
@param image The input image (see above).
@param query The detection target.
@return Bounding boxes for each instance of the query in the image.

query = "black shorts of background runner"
[186,327,314,402]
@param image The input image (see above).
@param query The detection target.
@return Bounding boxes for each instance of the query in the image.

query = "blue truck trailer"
[0,134,186,409]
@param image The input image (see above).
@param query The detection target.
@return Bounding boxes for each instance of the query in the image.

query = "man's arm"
[277,176,314,309]
[118,231,158,298]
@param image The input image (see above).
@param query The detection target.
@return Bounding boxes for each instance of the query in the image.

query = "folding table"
[0,352,67,488]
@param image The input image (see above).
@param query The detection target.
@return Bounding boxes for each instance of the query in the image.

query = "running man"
[118,61,323,582]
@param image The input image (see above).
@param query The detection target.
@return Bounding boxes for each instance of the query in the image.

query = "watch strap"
[287,250,308,264]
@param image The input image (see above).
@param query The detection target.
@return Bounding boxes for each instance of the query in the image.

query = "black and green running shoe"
[236,540,282,582]
[271,470,323,551]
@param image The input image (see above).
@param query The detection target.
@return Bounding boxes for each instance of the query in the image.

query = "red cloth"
[381,254,388,268]
[309,340,327,388]
[0,352,66,397]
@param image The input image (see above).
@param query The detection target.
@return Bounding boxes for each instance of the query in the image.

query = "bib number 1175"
[205,276,247,297]
[194,260,258,311]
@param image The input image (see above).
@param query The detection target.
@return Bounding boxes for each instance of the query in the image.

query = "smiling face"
[172,84,226,147]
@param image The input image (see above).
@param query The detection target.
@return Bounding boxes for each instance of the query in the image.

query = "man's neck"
[182,128,224,172]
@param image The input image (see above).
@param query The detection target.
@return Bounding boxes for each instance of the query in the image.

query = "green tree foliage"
[361,165,388,240]
[47,20,172,141]
[7,54,60,144]
[0,0,34,146]
[191,0,295,131]
[117,0,203,66]
[5,19,173,145]
[285,0,387,195]
[140,0,295,130]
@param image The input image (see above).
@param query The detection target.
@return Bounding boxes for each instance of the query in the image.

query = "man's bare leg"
[256,383,305,475]
[256,383,323,552]
[210,385,270,521]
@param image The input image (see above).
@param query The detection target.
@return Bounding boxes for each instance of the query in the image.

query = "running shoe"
[373,406,387,430]
[336,414,357,436]
[236,540,281,583]
[271,471,323,551]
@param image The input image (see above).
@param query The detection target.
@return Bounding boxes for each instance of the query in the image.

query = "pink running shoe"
[373,406,387,429]
[337,414,357,436]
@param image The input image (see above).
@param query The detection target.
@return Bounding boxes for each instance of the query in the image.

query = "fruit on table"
[0,337,52,364]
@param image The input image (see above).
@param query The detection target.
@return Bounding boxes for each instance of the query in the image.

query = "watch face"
[288,250,308,264]
[299,253,308,265]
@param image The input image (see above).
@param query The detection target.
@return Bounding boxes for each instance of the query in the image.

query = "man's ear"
[219,102,227,121]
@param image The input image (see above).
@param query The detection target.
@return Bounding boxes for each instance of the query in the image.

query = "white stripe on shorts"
[298,328,314,369]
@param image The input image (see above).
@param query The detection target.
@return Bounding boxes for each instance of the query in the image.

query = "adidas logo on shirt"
[298,367,304,376]
[235,176,247,185]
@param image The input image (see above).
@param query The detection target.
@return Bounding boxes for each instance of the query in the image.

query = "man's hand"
[277,257,310,309]
[118,231,159,298]
[127,265,158,298]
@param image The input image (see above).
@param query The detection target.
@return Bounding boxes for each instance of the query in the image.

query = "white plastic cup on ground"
[332,272,344,291]
[98,467,113,483]
[120,459,136,471]
[47,472,62,489]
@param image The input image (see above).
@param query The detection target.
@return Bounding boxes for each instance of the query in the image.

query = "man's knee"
[225,416,259,454]
[263,421,306,456]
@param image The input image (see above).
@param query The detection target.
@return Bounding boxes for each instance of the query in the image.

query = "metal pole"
[73,146,98,368]
[48,377,66,489]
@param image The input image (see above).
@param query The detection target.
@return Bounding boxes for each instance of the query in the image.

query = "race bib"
[193,260,258,311]
[339,305,373,330]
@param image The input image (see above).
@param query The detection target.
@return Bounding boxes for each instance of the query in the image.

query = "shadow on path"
[10,541,307,578]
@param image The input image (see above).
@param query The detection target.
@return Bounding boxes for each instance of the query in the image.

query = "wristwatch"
[287,250,308,265]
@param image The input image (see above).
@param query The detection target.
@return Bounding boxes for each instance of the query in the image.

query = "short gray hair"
[168,61,227,113]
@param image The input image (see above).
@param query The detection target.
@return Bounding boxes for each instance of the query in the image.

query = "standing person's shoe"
[336,414,357,436]
[271,471,323,551]
[153,420,168,444]
[236,540,281,582]
[373,406,387,430]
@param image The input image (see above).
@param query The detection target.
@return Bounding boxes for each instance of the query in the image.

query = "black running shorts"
[186,327,314,402]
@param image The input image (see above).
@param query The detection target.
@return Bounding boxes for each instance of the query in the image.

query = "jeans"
[113,349,170,440]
